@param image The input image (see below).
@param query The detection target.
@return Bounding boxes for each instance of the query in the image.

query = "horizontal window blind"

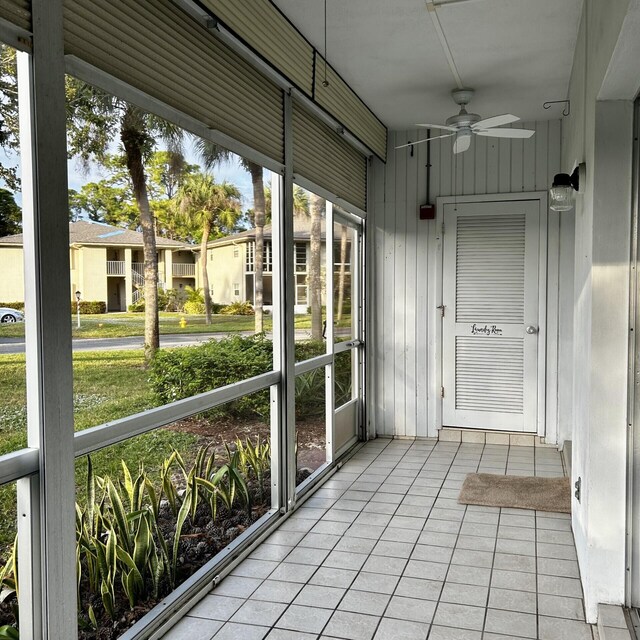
[0,0,30,31]
[63,0,284,163]
[293,101,367,212]
[314,53,387,161]
[200,0,314,96]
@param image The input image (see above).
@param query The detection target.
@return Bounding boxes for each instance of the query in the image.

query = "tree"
[0,46,19,192]
[68,180,138,227]
[177,173,241,324]
[66,80,183,360]
[309,193,325,340]
[197,141,268,332]
[0,188,21,236]
[336,223,349,322]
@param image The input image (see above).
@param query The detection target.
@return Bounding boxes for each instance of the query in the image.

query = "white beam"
[17,0,77,636]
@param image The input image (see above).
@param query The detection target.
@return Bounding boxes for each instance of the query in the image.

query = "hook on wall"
[543,100,571,117]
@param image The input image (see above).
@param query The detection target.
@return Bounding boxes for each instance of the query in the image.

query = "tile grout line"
[423,440,479,638]
[214,438,397,639]
[364,439,461,639]
[280,438,434,639]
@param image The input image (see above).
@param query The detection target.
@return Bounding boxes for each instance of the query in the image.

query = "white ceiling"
[272,0,584,129]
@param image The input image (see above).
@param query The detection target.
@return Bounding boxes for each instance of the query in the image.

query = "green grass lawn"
[0,349,199,551]
[0,312,351,339]
[0,312,269,339]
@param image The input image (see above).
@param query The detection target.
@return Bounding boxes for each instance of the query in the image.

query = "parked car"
[0,308,24,323]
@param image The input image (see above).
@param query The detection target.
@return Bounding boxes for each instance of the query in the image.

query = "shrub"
[128,289,178,313]
[221,301,254,315]
[0,302,24,312]
[149,335,273,418]
[183,300,205,315]
[220,301,253,316]
[71,300,107,314]
[149,336,351,420]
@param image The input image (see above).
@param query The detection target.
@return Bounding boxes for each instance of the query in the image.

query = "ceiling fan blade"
[416,123,458,132]
[475,128,535,139]
[453,134,471,154]
[395,133,455,150]
[472,114,520,130]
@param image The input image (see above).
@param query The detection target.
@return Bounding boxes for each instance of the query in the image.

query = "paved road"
[0,330,317,355]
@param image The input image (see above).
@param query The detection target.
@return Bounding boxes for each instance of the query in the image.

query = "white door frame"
[429,191,552,439]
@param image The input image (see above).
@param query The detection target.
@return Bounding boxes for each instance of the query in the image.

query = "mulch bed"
[0,414,327,638]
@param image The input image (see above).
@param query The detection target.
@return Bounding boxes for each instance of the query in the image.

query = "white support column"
[281,92,297,508]
[16,0,78,637]
[325,202,335,463]
[124,247,133,310]
[165,249,174,290]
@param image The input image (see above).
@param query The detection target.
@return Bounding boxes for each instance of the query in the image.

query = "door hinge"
[437,304,445,318]
[440,386,445,399]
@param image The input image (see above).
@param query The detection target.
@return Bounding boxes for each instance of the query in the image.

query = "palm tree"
[309,193,325,340]
[177,174,241,324]
[196,141,269,332]
[336,223,349,322]
[66,80,183,361]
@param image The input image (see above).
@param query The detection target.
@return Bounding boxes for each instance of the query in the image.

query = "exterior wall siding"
[0,247,25,301]
[370,121,568,440]
[202,244,246,305]
[78,246,108,303]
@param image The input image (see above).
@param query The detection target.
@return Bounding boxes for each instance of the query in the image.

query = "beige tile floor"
[163,438,594,640]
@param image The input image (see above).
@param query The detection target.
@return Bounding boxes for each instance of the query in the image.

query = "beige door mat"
[458,473,571,514]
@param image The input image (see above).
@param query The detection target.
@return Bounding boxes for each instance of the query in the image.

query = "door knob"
[526,325,538,335]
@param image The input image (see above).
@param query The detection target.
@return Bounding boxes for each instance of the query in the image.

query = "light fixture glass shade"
[550,185,574,211]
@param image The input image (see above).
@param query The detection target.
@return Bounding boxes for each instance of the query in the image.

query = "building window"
[245,242,255,271]
[295,243,307,272]
[233,283,240,297]
[263,241,273,272]
[296,274,308,305]
[233,248,239,258]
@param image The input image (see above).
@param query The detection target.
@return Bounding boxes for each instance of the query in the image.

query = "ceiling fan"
[397,88,535,153]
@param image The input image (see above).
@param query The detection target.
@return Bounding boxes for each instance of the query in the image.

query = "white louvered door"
[442,200,540,432]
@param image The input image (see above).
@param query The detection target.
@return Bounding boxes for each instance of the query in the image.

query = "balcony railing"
[106,260,125,276]
[172,263,196,277]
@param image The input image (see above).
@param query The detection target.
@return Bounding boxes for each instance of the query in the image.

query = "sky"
[1,135,260,213]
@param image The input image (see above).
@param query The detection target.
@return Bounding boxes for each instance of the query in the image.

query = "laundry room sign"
[470,324,504,336]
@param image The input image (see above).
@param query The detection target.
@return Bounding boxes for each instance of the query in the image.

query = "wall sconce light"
[550,163,586,211]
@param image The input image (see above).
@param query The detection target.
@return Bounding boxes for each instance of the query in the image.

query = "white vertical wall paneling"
[475,134,487,195]
[545,119,563,443]
[546,211,560,442]
[372,120,563,439]
[416,138,429,438]
[463,141,475,195]
[372,157,385,438]
[511,123,524,191]
[382,131,397,432]
[454,150,464,197]
[393,131,408,436]
[486,138,499,194]
[404,131,419,438]
[523,126,536,191]
[536,121,549,195]
[440,136,452,196]
[499,138,511,193]
[557,210,575,445]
